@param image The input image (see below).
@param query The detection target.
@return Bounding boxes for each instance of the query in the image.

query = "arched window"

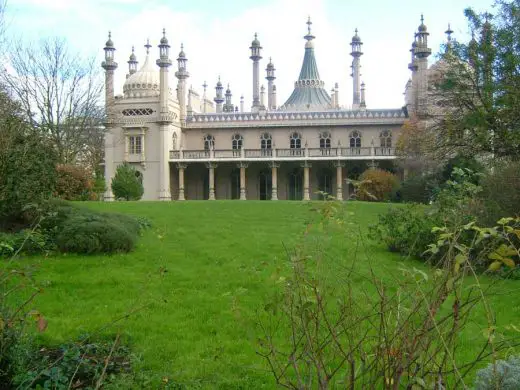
[203,134,214,150]
[290,132,301,149]
[380,130,392,148]
[232,134,243,150]
[319,132,331,149]
[349,131,361,148]
[260,133,272,156]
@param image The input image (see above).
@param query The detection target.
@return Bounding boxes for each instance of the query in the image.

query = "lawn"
[15,201,520,388]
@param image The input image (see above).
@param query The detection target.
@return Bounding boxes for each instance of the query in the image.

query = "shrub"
[474,356,520,390]
[55,164,94,201]
[111,163,144,201]
[478,160,520,224]
[357,168,399,202]
[56,213,137,254]
[370,205,440,259]
[395,173,440,204]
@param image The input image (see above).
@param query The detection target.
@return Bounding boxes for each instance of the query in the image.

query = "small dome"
[251,33,261,47]
[352,35,361,42]
[267,59,274,69]
[216,79,223,88]
[418,23,427,32]
[123,55,160,98]
[178,44,185,58]
[105,32,114,48]
[129,48,136,61]
[160,29,169,45]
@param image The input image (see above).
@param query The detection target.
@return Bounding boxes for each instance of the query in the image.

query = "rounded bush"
[56,214,137,254]
[358,168,399,202]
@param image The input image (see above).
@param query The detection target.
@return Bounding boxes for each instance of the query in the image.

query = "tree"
[0,37,105,168]
[111,164,144,201]
[55,164,94,201]
[425,0,520,160]
[0,87,57,228]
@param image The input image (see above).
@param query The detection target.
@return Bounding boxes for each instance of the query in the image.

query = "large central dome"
[281,18,332,111]
[123,54,160,98]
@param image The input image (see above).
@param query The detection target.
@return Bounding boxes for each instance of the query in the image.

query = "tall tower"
[127,46,138,78]
[101,32,118,201]
[214,77,224,113]
[224,84,234,112]
[202,81,208,113]
[266,57,276,110]
[350,29,363,109]
[156,30,173,200]
[250,33,264,112]
[414,15,432,117]
[175,43,190,124]
[101,32,118,116]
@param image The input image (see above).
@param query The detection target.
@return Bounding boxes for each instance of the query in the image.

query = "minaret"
[334,82,339,109]
[331,88,336,108]
[224,84,234,112]
[360,81,366,109]
[156,30,173,200]
[214,77,224,113]
[271,85,277,109]
[175,43,190,124]
[240,95,244,112]
[101,32,118,115]
[101,32,118,202]
[414,15,432,116]
[350,29,363,109]
[250,33,263,112]
[266,57,276,110]
[202,81,208,113]
[260,85,266,108]
[127,46,138,78]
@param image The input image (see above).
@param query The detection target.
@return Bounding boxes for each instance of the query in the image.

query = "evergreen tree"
[111,163,144,201]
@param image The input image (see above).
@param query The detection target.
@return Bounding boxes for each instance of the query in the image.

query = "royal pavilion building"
[101,17,436,201]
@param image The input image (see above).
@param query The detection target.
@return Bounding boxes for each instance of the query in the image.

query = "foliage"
[14,337,132,389]
[440,155,485,185]
[0,89,57,228]
[474,355,520,390]
[111,163,144,201]
[396,116,437,173]
[92,175,106,200]
[258,200,520,389]
[55,164,95,201]
[424,1,520,159]
[356,168,399,202]
[479,160,520,224]
[370,205,441,259]
[394,173,440,204]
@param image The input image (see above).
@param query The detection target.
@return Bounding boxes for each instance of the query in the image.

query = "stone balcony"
[169,147,395,162]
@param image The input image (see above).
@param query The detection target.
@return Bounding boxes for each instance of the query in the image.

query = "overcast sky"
[8,0,495,109]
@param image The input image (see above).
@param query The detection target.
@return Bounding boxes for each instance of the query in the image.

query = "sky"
[7,0,496,109]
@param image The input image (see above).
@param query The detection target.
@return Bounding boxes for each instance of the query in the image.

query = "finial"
[203,81,207,90]
[420,14,424,24]
[145,38,151,54]
[162,28,166,38]
[132,45,135,53]
[254,32,257,40]
[108,31,112,39]
[181,43,184,50]
[355,28,358,35]
[445,23,453,42]
[218,75,221,82]
[307,16,312,34]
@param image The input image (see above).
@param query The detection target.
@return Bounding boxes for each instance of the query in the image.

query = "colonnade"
[175,161,346,201]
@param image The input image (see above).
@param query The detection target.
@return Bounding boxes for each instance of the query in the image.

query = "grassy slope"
[20,201,520,388]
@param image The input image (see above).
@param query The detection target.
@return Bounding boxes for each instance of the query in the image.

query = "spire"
[282,18,331,110]
[350,28,363,108]
[145,38,151,55]
[414,15,431,59]
[102,31,117,68]
[214,76,224,113]
[127,46,138,76]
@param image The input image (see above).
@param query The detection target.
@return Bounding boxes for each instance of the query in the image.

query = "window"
[380,130,392,148]
[260,133,272,156]
[172,133,177,150]
[349,131,361,148]
[319,132,331,149]
[290,132,302,149]
[122,108,153,116]
[204,134,214,150]
[129,136,142,154]
[232,134,243,150]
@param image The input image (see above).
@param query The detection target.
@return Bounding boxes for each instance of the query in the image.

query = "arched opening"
[260,133,272,156]
[231,168,240,200]
[290,132,302,156]
[319,132,332,155]
[259,170,272,200]
[288,168,303,200]
[232,134,243,157]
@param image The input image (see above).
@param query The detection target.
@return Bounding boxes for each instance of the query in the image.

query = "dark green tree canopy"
[111,163,144,201]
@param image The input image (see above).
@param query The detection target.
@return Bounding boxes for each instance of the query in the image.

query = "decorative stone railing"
[169,147,395,161]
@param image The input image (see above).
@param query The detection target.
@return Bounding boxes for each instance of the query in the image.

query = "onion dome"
[352,28,361,42]
[123,44,160,98]
[105,32,114,48]
[418,14,427,32]
[160,28,169,45]
[251,33,261,47]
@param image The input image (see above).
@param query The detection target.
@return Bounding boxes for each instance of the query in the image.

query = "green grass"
[13,201,520,388]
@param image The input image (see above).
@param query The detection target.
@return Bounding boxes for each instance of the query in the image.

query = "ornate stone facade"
[102,17,434,201]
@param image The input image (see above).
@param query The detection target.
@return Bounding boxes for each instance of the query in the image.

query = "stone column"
[302,162,311,201]
[177,163,187,201]
[206,162,217,200]
[335,161,344,201]
[269,161,280,201]
[238,162,248,200]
